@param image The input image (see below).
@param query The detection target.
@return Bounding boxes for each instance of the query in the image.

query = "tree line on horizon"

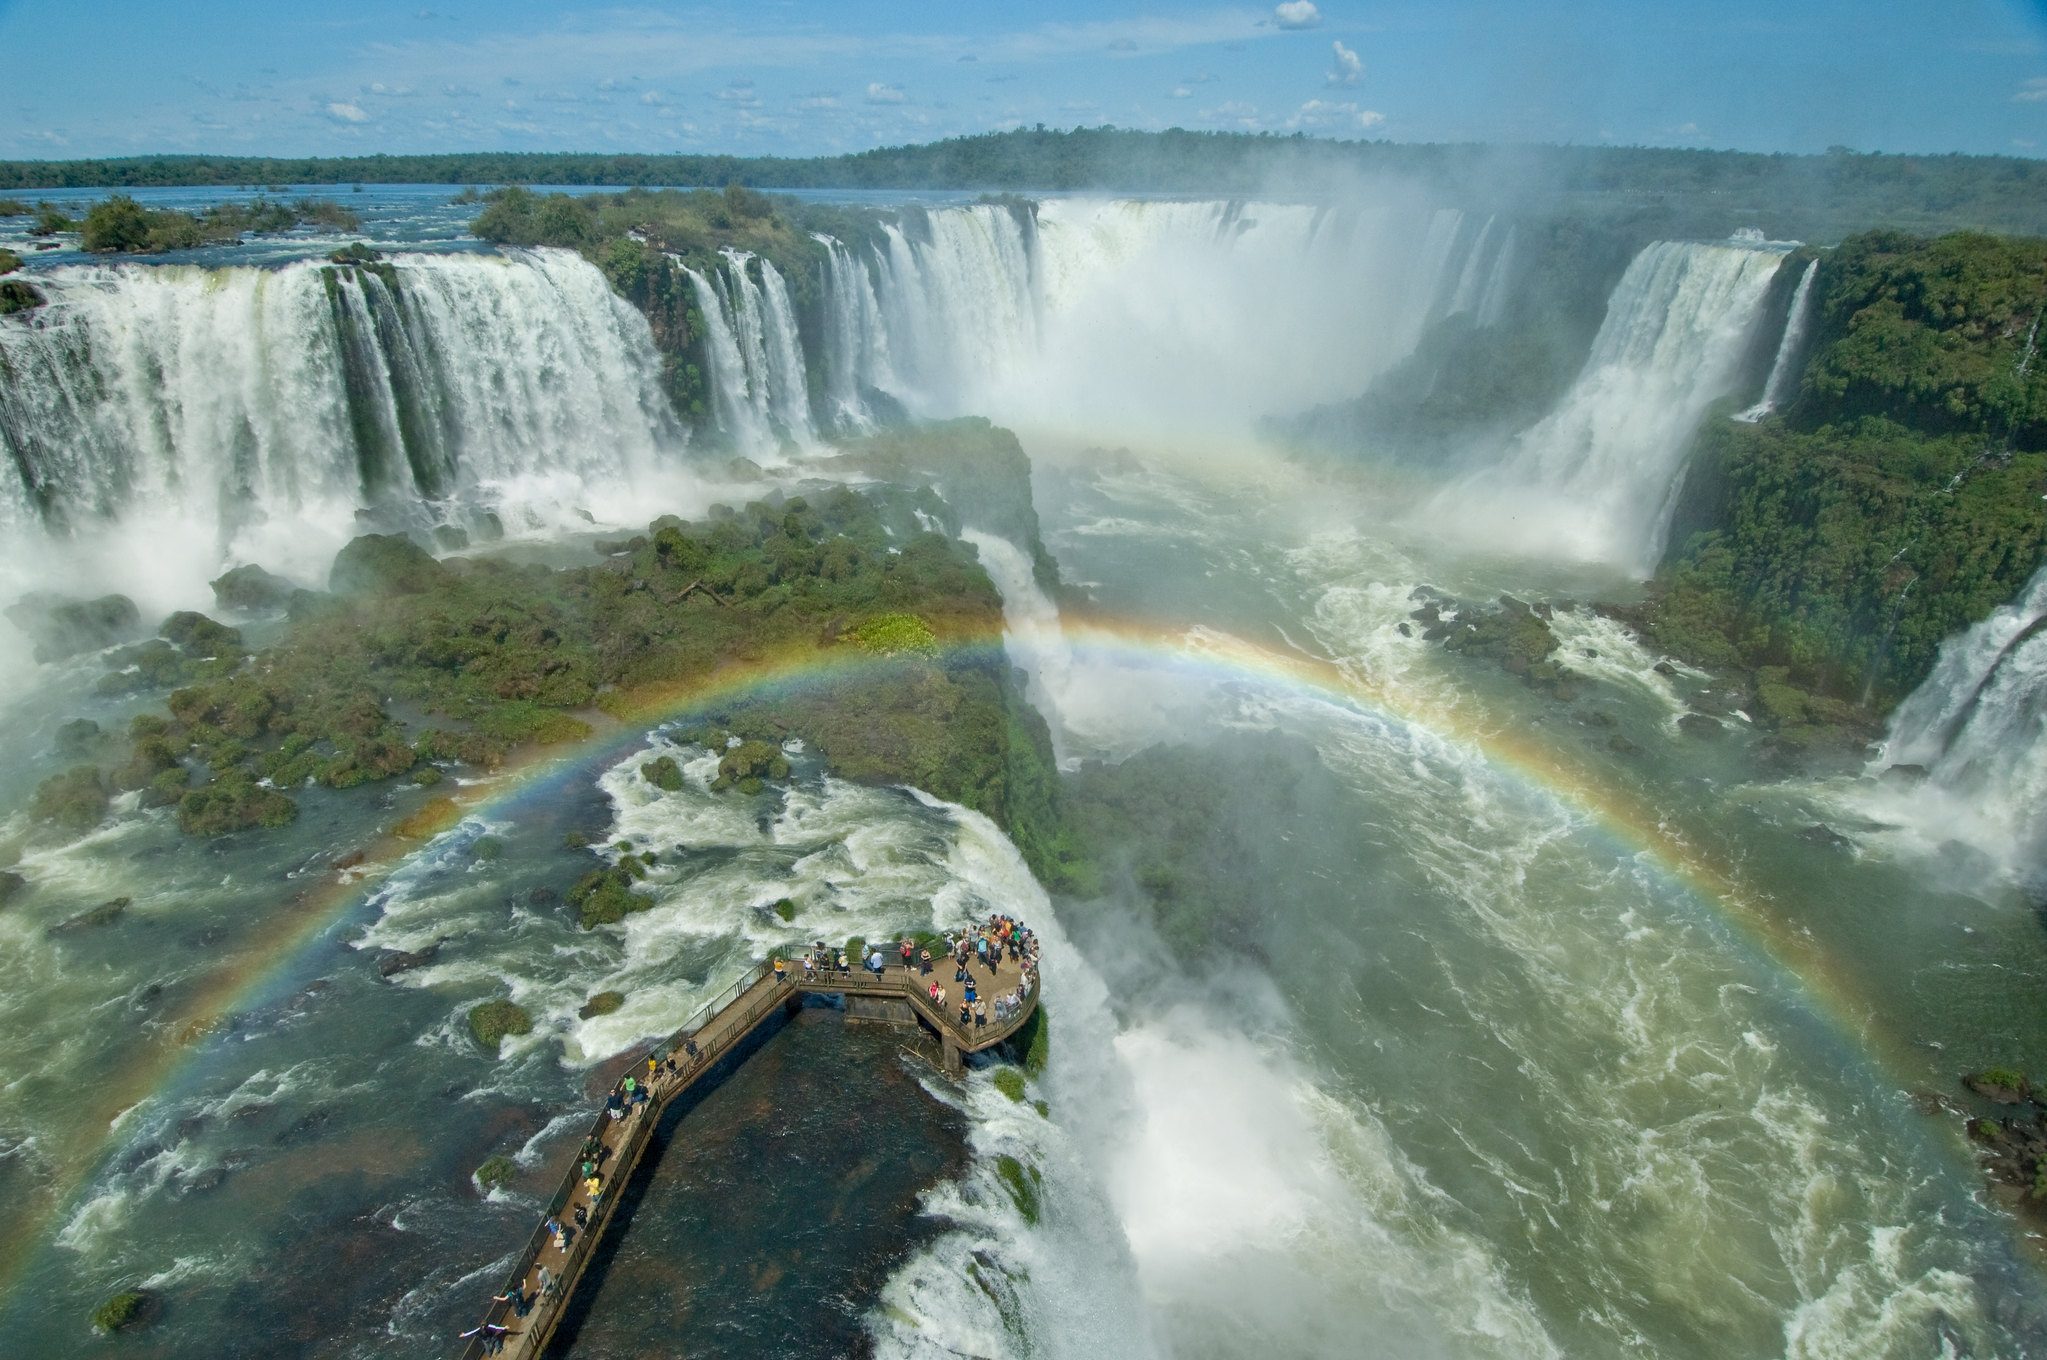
[2,128,2045,239]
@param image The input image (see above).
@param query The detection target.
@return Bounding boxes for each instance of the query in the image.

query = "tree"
[80,194,151,252]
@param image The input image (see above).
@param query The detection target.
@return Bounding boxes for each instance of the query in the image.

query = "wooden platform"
[455,940,1039,1359]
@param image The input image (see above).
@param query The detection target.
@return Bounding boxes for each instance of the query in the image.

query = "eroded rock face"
[5,592,143,662]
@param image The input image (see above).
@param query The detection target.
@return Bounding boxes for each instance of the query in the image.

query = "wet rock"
[432,523,471,552]
[1798,824,1852,850]
[5,591,144,662]
[1396,622,1412,638]
[1653,660,1680,677]
[1421,623,1452,641]
[1677,713,1724,740]
[1581,711,1617,729]
[527,886,558,906]
[209,563,296,613]
[0,871,26,906]
[178,1165,230,1196]
[1879,763,1930,787]
[1607,735,1643,758]
[1580,647,1599,659]
[54,717,103,757]
[376,940,444,978]
[328,533,447,597]
[1964,1070,2033,1104]
[47,896,131,935]
[331,849,366,871]
[1910,1089,1968,1119]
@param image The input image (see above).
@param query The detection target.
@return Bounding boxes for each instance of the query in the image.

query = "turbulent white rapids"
[0,248,683,608]
[1443,238,1789,574]
[1872,564,2047,884]
[815,199,1513,443]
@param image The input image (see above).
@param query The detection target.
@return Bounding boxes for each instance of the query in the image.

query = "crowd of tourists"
[461,912,1040,1350]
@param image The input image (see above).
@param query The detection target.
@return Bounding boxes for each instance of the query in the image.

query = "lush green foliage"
[77,193,360,253]
[992,1067,1027,1103]
[848,613,939,657]
[69,431,1074,884]
[30,766,107,836]
[1645,229,2047,715]
[0,248,18,275]
[468,999,533,1052]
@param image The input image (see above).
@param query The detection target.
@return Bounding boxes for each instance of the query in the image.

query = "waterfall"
[816,198,1486,443]
[1474,226,1516,328]
[0,248,684,614]
[1451,238,1789,574]
[683,251,816,456]
[814,234,895,433]
[959,530,1075,762]
[1874,565,2047,882]
[1735,259,1819,422]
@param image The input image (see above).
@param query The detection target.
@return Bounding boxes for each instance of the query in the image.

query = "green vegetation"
[0,276,41,315]
[848,613,940,657]
[468,999,533,1052]
[711,739,791,794]
[30,766,108,836]
[0,197,27,215]
[90,1291,148,1334]
[1641,229,2047,722]
[474,1154,517,1190]
[7,134,2047,236]
[640,754,685,791]
[62,432,1075,885]
[1015,1004,1050,1077]
[579,990,626,1019]
[76,193,360,253]
[993,1153,1043,1226]
[771,898,798,922]
[992,1067,1027,1103]
[1972,1067,2031,1093]
[569,867,652,929]
[0,248,19,275]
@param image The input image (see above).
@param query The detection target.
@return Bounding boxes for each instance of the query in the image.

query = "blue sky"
[3,0,2046,159]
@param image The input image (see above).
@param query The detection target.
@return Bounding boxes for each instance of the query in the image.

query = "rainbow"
[0,608,1884,1301]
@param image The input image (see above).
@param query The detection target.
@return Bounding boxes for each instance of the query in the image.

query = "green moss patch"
[993,1153,1042,1226]
[578,990,626,1019]
[468,999,533,1053]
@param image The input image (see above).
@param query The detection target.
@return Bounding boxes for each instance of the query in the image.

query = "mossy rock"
[31,766,109,836]
[177,773,297,836]
[570,867,652,929]
[90,1290,150,1333]
[578,990,626,1019]
[0,871,26,907]
[471,835,505,861]
[474,1154,517,1190]
[992,1153,1042,1225]
[47,896,130,936]
[468,998,533,1052]
[328,533,447,597]
[209,563,295,613]
[771,897,798,922]
[1013,1003,1049,1077]
[992,1067,1027,1103]
[0,277,44,316]
[1965,1068,2032,1103]
[393,796,462,841]
[640,754,685,791]
[711,740,789,792]
[411,766,443,787]
[5,592,141,662]
[54,718,103,757]
[0,247,19,275]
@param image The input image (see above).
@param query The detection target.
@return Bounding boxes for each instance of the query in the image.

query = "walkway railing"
[455,950,1037,1360]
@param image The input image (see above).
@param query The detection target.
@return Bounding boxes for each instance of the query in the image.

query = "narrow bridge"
[456,942,1039,1359]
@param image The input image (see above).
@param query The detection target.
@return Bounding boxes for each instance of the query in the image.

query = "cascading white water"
[0,249,684,613]
[1474,226,1516,328]
[1736,259,1819,422]
[818,199,1513,444]
[683,250,817,456]
[1443,238,1789,574]
[814,234,896,433]
[1872,564,2047,882]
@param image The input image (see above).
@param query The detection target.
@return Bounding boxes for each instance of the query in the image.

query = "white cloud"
[1328,40,1362,86]
[365,81,417,97]
[325,101,370,123]
[801,93,841,109]
[714,81,761,107]
[865,81,908,104]
[1202,99,1264,130]
[2015,77,2047,102]
[1289,98,1382,130]
[1171,86,1193,99]
[640,90,665,105]
[1273,2,1321,30]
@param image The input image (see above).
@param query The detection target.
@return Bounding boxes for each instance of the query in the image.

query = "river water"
[1,185,2044,1358]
